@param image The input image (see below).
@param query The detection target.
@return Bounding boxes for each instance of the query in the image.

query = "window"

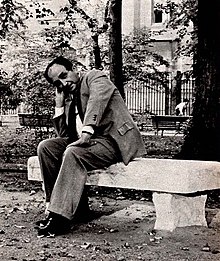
[154,9,163,23]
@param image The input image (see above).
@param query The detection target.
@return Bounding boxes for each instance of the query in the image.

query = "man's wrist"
[82,125,94,135]
[82,131,93,135]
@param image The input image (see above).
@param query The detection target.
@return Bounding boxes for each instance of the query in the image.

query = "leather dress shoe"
[37,212,71,238]
[35,215,50,228]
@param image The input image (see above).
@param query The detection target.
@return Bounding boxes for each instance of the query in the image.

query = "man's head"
[44,56,80,94]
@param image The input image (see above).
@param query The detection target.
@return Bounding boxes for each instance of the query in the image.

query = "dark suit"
[37,69,145,220]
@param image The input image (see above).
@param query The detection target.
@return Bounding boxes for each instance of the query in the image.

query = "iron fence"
[125,72,195,116]
[180,73,195,116]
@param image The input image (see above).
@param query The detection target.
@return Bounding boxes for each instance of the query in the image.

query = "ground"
[0,172,220,261]
[0,126,220,260]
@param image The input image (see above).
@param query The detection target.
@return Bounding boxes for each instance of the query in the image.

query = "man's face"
[47,63,80,95]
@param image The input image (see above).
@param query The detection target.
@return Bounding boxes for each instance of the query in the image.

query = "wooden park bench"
[28,156,220,232]
[18,113,53,138]
[18,113,53,129]
[151,115,191,136]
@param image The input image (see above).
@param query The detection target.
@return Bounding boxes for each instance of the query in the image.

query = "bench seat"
[27,156,220,231]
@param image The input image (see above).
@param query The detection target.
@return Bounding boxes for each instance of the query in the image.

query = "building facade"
[122,0,193,72]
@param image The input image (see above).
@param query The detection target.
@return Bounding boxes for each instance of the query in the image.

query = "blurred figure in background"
[175,98,189,116]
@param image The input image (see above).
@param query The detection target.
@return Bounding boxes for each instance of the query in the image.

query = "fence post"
[165,84,169,115]
[163,73,170,115]
[176,71,182,105]
[171,71,182,114]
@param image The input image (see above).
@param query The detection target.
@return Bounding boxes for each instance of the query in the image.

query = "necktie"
[67,95,78,142]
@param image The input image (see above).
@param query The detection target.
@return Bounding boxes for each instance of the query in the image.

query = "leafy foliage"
[10,70,54,115]
[31,0,110,69]
[0,0,28,38]
[165,0,198,59]
[61,0,111,69]
[122,1,197,85]
[122,28,170,84]
[1,32,56,115]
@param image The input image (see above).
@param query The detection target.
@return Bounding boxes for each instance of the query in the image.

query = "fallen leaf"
[212,249,220,254]
[116,196,126,200]
[155,236,163,240]
[80,242,91,249]
[124,242,130,248]
[202,244,211,252]
[181,247,189,251]
[14,225,25,229]
[29,190,36,196]
[109,228,119,233]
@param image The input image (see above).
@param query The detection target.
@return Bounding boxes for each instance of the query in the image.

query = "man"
[36,56,146,237]
[175,98,189,116]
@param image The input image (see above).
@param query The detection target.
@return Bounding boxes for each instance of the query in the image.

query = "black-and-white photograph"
[0,0,219,260]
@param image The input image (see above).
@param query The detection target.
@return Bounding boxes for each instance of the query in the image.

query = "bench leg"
[152,192,207,231]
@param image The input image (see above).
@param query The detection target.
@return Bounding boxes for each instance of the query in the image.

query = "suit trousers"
[37,136,121,220]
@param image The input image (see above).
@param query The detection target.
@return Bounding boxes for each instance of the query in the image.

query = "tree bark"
[91,34,102,69]
[108,0,125,100]
[178,0,220,161]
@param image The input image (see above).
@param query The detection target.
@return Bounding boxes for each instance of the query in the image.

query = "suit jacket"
[53,69,146,165]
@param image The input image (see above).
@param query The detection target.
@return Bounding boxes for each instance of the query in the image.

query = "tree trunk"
[108,0,125,100]
[178,0,220,161]
[171,71,182,114]
[91,34,102,69]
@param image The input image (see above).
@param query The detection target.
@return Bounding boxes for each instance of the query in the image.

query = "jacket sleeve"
[52,114,69,138]
[83,70,116,127]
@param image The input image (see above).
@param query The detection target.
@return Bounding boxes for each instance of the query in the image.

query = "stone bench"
[27,156,220,232]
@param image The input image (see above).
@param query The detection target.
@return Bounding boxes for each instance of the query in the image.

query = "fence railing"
[125,72,195,116]
[125,78,167,115]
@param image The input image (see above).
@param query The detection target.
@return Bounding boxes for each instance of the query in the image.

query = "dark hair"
[44,56,73,83]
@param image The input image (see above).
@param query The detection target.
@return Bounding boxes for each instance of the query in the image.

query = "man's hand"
[67,132,93,148]
[55,88,65,108]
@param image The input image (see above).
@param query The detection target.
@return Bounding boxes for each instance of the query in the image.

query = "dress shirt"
[54,107,94,136]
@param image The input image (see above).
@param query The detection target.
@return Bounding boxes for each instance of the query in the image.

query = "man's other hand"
[67,132,93,148]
